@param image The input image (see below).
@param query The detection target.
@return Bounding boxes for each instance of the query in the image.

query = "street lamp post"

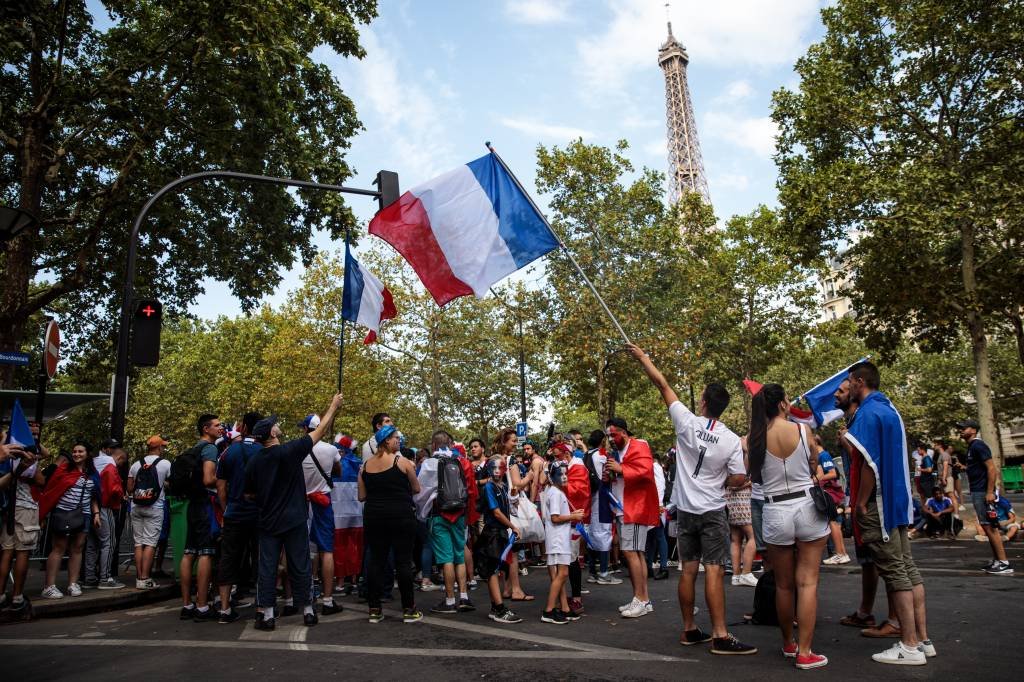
[109,170,397,442]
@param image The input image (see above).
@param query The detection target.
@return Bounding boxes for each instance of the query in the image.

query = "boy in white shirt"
[541,461,583,625]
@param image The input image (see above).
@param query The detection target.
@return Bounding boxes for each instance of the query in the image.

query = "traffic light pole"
[110,170,398,442]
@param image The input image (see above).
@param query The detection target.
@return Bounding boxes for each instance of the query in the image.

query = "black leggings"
[569,561,582,598]
[364,515,416,610]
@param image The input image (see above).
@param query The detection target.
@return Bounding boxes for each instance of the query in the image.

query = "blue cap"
[374,424,397,445]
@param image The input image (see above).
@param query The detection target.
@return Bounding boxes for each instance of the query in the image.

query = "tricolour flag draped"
[369,153,560,306]
[6,400,34,446]
[798,357,870,428]
[331,447,364,577]
[341,245,396,344]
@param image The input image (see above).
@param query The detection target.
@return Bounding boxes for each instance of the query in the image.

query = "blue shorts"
[310,502,334,552]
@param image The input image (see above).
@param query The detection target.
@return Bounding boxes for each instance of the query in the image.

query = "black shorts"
[184,498,219,556]
[217,517,257,586]
[676,508,730,565]
[477,525,510,578]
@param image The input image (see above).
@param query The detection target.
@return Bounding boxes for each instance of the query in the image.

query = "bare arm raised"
[626,343,679,407]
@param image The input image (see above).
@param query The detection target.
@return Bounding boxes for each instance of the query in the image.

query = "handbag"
[505,456,545,543]
[799,426,838,522]
[50,475,88,535]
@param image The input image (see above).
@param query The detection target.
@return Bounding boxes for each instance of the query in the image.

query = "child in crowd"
[541,461,583,624]
[478,455,522,624]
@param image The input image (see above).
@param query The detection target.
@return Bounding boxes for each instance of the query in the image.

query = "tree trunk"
[1010,311,1024,368]
[961,220,1002,468]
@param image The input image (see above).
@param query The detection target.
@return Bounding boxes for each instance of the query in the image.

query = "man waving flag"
[369,152,560,306]
[341,245,396,344]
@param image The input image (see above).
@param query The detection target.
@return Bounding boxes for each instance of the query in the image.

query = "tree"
[1,0,377,383]
[772,0,1024,464]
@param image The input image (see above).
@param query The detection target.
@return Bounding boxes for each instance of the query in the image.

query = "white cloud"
[504,0,573,24]
[577,0,820,98]
[711,172,750,191]
[702,110,780,157]
[642,139,666,156]
[345,28,457,180]
[499,116,594,141]
[724,80,754,100]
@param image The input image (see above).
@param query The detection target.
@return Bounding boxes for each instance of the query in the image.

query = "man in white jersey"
[628,343,757,655]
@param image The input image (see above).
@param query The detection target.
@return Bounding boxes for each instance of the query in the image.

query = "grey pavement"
[2,536,1022,681]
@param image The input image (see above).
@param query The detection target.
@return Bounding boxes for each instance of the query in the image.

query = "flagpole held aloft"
[484,142,632,345]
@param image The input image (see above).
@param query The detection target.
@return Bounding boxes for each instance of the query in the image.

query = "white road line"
[377,607,660,658]
[0,638,687,662]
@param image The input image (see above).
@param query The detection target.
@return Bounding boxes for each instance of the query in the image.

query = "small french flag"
[341,244,397,344]
[500,531,518,565]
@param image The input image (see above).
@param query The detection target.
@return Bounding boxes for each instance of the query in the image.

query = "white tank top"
[761,424,814,497]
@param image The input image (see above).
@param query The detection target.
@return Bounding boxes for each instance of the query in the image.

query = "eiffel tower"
[658,19,711,206]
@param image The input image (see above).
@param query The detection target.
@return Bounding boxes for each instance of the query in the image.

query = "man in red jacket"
[604,417,659,619]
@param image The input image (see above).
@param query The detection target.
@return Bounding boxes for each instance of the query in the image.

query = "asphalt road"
[2,539,1021,681]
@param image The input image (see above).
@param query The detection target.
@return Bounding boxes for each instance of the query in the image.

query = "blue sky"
[193,0,827,317]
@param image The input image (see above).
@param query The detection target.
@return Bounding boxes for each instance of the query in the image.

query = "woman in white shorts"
[748,383,830,671]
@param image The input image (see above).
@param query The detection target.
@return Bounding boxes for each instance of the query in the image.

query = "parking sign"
[515,421,528,444]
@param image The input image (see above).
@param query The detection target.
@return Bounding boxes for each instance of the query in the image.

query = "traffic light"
[131,298,162,366]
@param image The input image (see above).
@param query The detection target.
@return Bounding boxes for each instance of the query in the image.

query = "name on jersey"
[696,431,719,445]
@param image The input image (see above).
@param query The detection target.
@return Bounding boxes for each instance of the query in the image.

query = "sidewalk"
[3,558,177,623]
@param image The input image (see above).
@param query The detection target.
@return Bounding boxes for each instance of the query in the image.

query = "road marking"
[0,638,687,662]
[124,605,179,616]
[377,607,670,659]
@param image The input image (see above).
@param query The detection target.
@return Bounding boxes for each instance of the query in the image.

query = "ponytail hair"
[747,383,786,485]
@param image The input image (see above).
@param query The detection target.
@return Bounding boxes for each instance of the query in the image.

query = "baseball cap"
[252,415,279,441]
[605,417,631,435]
[146,435,169,448]
[955,418,980,430]
[297,414,321,430]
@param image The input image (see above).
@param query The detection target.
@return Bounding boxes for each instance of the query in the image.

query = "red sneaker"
[795,652,828,670]
[782,642,797,658]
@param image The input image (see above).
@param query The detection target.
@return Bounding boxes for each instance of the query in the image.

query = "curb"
[5,583,179,623]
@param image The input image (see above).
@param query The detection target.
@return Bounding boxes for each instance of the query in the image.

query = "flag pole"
[484,142,632,345]
[338,232,350,393]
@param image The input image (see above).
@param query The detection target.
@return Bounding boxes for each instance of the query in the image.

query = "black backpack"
[166,445,207,499]
[435,455,468,513]
[751,569,779,625]
[584,448,603,493]
[132,456,163,506]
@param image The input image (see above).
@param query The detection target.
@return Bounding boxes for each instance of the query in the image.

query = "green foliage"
[1,0,378,366]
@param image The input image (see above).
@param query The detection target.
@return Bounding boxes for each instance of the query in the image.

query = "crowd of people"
[1,347,1020,670]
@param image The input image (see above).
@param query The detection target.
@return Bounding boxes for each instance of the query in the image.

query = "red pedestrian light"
[131,298,162,366]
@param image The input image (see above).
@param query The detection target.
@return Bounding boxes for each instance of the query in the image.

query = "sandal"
[861,620,901,638]
[510,594,535,601]
[840,611,876,628]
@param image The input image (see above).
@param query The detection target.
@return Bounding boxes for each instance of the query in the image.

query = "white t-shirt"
[542,486,572,555]
[668,401,745,515]
[654,461,666,506]
[304,441,341,495]
[14,462,39,510]
[361,435,378,460]
[128,454,172,504]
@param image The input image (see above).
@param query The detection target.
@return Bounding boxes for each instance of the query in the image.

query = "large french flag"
[331,450,364,578]
[799,358,870,428]
[369,153,560,306]
[6,400,34,446]
[341,245,396,344]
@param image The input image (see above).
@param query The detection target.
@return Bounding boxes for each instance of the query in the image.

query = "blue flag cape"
[843,391,913,539]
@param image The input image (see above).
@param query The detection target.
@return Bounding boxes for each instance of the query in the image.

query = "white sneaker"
[41,585,64,599]
[918,640,937,658]
[731,575,742,586]
[621,600,649,618]
[596,573,623,585]
[822,554,841,565]
[738,573,759,587]
[644,601,654,614]
[835,554,851,564]
[519,567,528,576]
[872,642,927,665]
[419,581,439,592]
[68,583,83,597]
[619,597,641,613]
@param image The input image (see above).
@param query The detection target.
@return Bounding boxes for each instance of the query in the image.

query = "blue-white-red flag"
[6,399,34,446]
[331,436,364,577]
[341,245,396,344]
[799,357,870,429]
[500,531,518,565]
[369,153,560,306]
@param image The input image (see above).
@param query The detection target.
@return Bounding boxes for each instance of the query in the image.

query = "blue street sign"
[0,352,30,366]
[515,421,528,438]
